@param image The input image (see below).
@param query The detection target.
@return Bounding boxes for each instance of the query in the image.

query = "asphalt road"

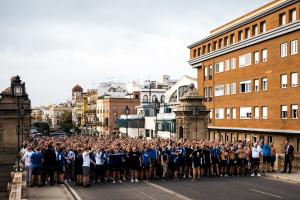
[70,177,300,200]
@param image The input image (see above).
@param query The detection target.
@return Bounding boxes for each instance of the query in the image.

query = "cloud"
[0,0,271,106]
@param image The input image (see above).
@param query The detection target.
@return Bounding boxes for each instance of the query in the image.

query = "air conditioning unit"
[255,61,259,64]
[292,84,298,87]
[263,58,267,62]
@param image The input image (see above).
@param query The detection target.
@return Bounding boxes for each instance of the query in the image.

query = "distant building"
[31,107,43,124]
[48,103,72,130]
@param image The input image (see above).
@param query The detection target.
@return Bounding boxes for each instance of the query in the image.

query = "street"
[70,177,300,200]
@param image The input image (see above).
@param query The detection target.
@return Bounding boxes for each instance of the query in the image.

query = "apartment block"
[188,0,300,153]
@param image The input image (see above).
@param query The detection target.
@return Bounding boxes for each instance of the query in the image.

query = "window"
[268,136,273,144]
[279,13,286,26]
[214,85,224,96]
[232,108,236,119]
[289,9,296,22]
[254,107,260,119]
[291,40,298,55]
[240,80,251,93]
[291,72,298,87]
[262,49,268,62]
[225,60,230,71]
[254,79,260,91]
[231,83,236,94]
[215,108,224,119]
[204,67,208,80]
[260,21,266,33]
[252,24,258,36]
[213,41,217,51]
[262,106,268,119]
[262,78,268,91]
[245,28,250,39]
[254,51,259,64]
[218,39,222,49]
[240,107,252,119]
[231,58,236,69]
[204,88,208,101]
[291,105,298,119]
[238,30,243,41]
[281,74,288,88]
[280,43,288,57]
[193,49,197,58]
[281,105,288,119]
[239,53,251,67]
[226,108,230,119]
[197,47,201,56]
[202,46,206,54]
[225,84,230,95]
[208,87,213,101]
[224,36,228,47]
[208,43,211,53]
[142,95,148,103]
[215,62,224,73]
[209,65,213,80]
[230,34,235,45]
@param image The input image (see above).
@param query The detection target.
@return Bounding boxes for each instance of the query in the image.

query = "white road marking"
[250,189,282,199]
[145,182,193,200]
[124,183,159,200]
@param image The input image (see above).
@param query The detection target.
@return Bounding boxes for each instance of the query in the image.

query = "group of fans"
[20,135,279,187]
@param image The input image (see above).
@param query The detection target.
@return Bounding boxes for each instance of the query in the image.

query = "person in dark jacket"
[42,143,56,185]
[281,140,294,173]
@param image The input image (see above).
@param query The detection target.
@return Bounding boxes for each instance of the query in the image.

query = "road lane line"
[124,183,159,200]
[145,182,193,200]
[250,189,282,199]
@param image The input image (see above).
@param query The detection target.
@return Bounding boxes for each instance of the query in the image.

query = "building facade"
[188,0,300,153]
[48,103,72,130]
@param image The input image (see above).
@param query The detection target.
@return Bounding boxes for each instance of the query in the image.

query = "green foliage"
[58,110,74,133]
[32,122,50,133]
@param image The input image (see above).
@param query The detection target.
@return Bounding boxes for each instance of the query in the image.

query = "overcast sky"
[0,0,271,107]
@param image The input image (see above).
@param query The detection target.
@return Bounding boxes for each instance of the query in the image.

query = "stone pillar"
[0,76,31,197]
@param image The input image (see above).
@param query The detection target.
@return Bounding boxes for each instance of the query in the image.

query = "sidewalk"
[27,184,75,200]
[265,171,300,183]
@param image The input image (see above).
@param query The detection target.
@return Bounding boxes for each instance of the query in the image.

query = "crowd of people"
[19,135,293,187]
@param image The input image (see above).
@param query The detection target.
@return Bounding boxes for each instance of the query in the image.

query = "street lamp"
[11,75,26,172]
[154,98,160,138]
[124,106,130,137]
[193,107,200,140]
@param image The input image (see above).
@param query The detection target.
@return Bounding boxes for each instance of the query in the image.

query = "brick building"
[188,0,300,153]
[97,95,140,136]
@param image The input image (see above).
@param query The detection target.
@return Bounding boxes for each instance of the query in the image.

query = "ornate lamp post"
[154,98,160,138]
[124,106,130,137]
[11,75,26,172]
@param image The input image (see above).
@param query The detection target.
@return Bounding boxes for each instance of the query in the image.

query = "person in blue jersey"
[149,144,159,180]
[57,147,66,184]
[262,140,271,173]
[167,147,176,179]
[210,143,220,177]
[129,146,141,183]
[31,146,43,187]
[175,143,186,178]
[110,145,125,184]
[141,146,151,180]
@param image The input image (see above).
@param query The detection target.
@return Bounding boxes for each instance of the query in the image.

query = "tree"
[58,111,73,133]
[32,122,50,133]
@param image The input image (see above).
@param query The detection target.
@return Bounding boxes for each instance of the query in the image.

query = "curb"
[264,173,300,184]
[64,181,82,200]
